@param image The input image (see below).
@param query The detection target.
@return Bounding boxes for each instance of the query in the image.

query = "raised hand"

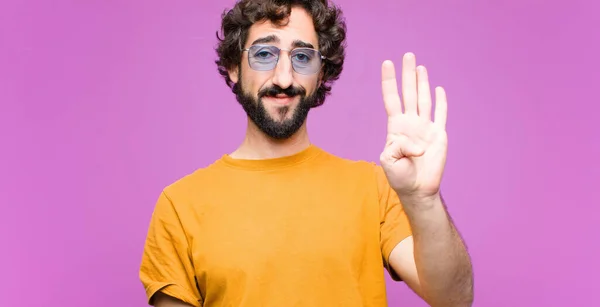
[380,52,448,203]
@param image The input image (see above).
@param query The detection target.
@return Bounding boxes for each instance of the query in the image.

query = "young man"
[139,1,474,306]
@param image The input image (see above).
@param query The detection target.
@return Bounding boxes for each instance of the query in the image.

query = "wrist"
[398,192,450,231]
[398,192,443,213]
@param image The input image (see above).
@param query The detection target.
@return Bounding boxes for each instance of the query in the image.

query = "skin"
[227,8,322,160]
[154,6,473,307]
[381,57,474,306]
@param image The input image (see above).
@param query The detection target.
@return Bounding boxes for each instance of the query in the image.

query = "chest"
[186,175,381,287]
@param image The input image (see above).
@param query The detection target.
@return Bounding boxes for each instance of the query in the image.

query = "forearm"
[401,193,474,306]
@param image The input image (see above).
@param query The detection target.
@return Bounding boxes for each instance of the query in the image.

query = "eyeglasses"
[242,44,326,75]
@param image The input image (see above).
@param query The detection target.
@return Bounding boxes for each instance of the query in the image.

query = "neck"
[230,119,311,160]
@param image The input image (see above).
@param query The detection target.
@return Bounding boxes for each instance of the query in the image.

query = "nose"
[271,54,294,89]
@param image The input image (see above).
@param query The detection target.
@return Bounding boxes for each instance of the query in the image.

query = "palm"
[380,53,448,200]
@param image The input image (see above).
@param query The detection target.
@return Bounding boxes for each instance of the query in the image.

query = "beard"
[234,78,319,140]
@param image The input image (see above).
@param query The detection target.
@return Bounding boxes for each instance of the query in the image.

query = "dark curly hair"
[215,0,347,107]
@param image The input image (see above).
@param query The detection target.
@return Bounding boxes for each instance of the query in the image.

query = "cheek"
[299,76,321,94]
[242,70,271,95]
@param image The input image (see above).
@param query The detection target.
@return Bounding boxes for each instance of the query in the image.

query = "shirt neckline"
[217,144,324,171]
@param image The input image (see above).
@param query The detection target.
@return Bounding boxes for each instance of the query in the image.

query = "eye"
[292,52,312,63]
[253,48,276,60]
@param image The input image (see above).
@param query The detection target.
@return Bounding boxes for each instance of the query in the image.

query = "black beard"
[234,80,318,140]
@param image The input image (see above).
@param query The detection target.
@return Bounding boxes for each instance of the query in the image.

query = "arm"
[389,194,473,306]
[154,291,196,307]
[140,191,203,307]
[379,53,473,306]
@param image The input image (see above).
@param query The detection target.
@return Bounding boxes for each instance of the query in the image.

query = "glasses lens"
[248,45,279,71]
[291,48,322,75]
[247,45,323,74]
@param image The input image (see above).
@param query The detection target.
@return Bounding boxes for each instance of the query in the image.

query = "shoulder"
[159,159,226,203]
[314,148,388,189]
[317,148,384,175]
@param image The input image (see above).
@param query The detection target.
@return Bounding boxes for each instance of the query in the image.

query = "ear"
[228,65,239,83]
[317,70,324,87]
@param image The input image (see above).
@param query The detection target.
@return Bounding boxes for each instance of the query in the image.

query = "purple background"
[1,0,598,306]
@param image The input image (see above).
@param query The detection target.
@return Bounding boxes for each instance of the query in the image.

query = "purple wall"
[1,0,598,306]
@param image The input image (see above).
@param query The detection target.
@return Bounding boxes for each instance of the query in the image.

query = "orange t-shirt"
[139,145,412,307]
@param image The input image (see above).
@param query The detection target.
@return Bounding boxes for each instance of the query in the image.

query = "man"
[139,0,474,306]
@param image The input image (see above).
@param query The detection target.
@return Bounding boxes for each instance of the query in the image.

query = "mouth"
[263,94,296,105]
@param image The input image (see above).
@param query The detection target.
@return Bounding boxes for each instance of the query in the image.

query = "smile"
[263,95,296,105]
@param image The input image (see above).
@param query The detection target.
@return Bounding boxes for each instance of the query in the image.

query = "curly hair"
[215,0,347,107]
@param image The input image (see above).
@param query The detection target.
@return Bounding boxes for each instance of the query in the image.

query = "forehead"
[245,7,318,48]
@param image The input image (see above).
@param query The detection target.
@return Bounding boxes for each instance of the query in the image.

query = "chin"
[267,107,295,121]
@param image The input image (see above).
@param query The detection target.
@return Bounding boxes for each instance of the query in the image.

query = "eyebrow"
[250,35,316,49]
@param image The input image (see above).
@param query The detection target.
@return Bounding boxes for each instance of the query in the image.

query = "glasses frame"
[242,44,327,75]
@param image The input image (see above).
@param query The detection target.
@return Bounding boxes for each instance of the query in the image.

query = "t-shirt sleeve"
[139,191,203,307]
[374,164,413,281]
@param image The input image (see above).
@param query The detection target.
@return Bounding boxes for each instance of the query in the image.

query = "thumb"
[380,135,424,164]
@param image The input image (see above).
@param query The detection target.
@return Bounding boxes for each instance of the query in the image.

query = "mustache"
[258,85,306,98]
